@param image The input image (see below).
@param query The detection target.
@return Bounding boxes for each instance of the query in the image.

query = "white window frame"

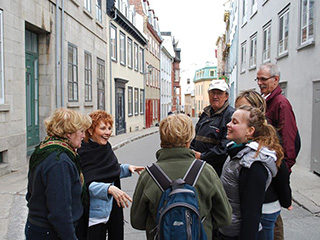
[242,0,248,24]
[300,0,314,45]
[84,51,92,102]
[96,0,102,23]
[134,43,138,71]
[127,38,133,68]
[84,0,91,12]
[0,10,4,104]
[241,41,247,72]
[139,47,144,74]
[249,33,257,68]
[140,89,144,114]
[251,0,257,15]
[120,31,126,65]
[68,43,78,102]
[128,86,133,116]
[263,23,271,62]
[110,24,117,61]
[278,8,289,56]
[134,88,139,115]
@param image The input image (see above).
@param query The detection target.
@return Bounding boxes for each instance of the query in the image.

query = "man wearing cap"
[190,79,234,176]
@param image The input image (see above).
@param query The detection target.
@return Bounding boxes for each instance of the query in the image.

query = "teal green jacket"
[130,147,232,240]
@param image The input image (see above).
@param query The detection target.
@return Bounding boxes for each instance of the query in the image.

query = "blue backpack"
[146,159,207,240]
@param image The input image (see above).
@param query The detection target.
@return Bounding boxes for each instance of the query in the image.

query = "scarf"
[77,140,121,187]
[29,136,87,203]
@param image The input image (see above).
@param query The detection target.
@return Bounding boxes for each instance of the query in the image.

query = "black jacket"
[190,101,234,176]
[263,160,292,208]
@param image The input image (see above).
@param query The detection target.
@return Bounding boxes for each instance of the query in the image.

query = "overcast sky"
[149,0,226,105]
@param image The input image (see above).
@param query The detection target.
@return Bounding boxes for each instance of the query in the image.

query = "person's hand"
[193,150,201,160]
[108,185,132,208]
[287,205,293,211]
[129,165,145,175]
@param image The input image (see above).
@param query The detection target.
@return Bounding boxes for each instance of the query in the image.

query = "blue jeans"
[25,221,61,240]
[261,210,281,240]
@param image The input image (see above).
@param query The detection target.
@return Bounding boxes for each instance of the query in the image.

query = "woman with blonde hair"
[219,105,284,240]
[25,108,91,240]
[131,114,232,240]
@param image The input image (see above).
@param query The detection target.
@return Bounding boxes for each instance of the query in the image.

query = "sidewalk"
[0,126,319,239]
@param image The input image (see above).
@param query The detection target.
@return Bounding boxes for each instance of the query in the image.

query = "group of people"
[25,63,300,240]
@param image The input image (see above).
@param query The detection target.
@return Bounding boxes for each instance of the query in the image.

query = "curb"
[112,129,159,151]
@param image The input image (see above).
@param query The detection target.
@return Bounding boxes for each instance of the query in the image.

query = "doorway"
[25,30,39,155]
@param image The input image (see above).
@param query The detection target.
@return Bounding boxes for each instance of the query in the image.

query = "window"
[174,70,179,82]
[300,0,314,44]
[134,88,139,115]
[68,43,78,101]
[127,38,133,68]
[84,52,92,101]
[0,10,4,104]
[241,41,247,72]
[249,33,257,68]
[84,0,91,12]
[96,0,102,22]
[97,58,105,110]
[153,99,155,119]
[139,47,144,74]
[242,0,248,24]
[134,43,138,71]
[110,25,117,61]
[140,89,144,114]
[128,87,133,116]
[279,8,289,55]
[263,23,271,62]
[251,0,257,15]
[120,32,126,65]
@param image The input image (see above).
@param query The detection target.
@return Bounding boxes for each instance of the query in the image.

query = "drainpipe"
[109,8,118,115]
[55,0,60,107]
[61,0,65,107]
[236,0,240,96]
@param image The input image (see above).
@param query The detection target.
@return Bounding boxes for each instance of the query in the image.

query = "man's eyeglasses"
[254,76,275,82]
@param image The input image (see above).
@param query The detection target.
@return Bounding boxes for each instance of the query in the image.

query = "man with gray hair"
[190,80,234,176]
[256,63,301,240]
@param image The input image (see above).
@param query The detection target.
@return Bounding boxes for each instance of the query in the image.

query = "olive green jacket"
[130,147,232,240]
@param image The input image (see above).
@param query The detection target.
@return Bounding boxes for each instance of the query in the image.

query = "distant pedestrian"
[25,108,91,240]
[219,105,283,240]
[76,110,144,240]
[131,114,232,240]
[235,90,292,240]
[190,79,234,176]
[256,63,300,240]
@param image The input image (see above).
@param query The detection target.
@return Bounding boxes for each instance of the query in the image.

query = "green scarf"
[29,136,87,204]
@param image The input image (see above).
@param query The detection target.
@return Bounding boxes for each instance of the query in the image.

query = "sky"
[149,0,227,106]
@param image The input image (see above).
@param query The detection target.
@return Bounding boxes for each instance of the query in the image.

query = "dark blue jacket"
[190,102,234,176]
[26,152,83,240]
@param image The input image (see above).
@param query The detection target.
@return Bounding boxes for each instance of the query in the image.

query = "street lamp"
[146,64,154,75]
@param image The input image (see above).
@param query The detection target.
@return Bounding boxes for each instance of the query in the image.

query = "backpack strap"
[146,163,172,192]
[183,159,206,186]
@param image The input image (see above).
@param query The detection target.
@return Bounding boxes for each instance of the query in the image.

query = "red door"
[145,99,152,128]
